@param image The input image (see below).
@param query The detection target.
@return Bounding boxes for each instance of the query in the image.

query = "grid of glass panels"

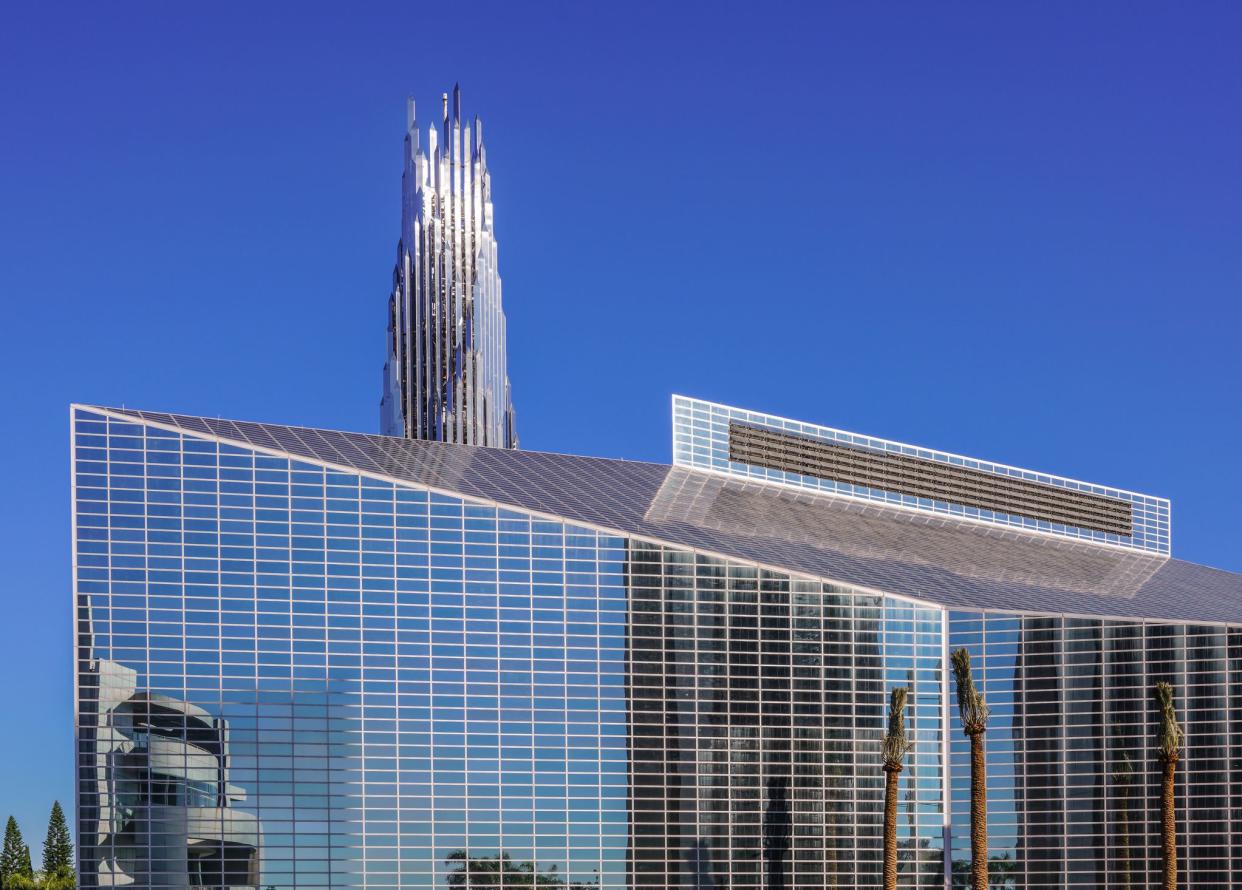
[948,611,1242,889]
[624,545,945,890]
[672,395,1171,555]
[72,407,945,890]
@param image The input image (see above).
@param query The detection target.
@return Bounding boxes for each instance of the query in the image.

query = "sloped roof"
[86,406,1242,625]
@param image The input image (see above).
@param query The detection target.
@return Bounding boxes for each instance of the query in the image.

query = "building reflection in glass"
[77,660,260,890]
[624,544,945,889]
[948,614,1237,889]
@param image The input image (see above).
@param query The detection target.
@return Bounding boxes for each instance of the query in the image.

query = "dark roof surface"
[86,405,1242,625]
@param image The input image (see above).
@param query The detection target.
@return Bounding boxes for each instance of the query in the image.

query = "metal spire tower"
[381,84,518,448]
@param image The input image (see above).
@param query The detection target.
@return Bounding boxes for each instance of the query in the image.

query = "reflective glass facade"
[947,613,1242,889]
[72,409,944,890]
[73,406,1242,890]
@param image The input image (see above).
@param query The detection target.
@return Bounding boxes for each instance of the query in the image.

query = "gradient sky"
[2,2,1240,841]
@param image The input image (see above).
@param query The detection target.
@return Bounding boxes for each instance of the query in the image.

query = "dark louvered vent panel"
[728,422,1133,536]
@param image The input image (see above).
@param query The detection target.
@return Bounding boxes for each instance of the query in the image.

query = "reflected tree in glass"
[881,686,910,890]
[1153,681,1184,890]
[763,776,792,890]
[1110,748,1135,890]
[444,851,599,890]
[951,648,990,890]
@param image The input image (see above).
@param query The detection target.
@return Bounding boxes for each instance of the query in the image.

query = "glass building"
[73,399,1242,890]
[380,85,517,448]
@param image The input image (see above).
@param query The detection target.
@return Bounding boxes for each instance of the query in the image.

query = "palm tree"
[1154,681,1183,890]
[882,686,911,890]
[951,648,990,890]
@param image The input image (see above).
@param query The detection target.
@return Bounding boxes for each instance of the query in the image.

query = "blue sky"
[1,2,1240,840]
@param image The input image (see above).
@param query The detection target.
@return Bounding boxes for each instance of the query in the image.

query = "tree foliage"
[1,817,34,890]
[882,686,910,769]
[1154,681,1184,764]
[41,803,72,882]
[951,648,989,736]
[1,811,75,890]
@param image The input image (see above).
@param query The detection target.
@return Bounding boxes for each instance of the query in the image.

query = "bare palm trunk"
[883,763,901,890]
[969,730,987,890]
[1161,753,1178,890]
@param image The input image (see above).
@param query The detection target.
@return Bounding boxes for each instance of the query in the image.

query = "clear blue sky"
[2,1,1240,842]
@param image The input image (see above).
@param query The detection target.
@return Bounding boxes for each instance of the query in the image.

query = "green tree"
[17,849,34,890]
[1154,681,1184,890]
[881,686,910,890]
[41,802,73,886]
[2,817,35,890]
[951,648,990,890]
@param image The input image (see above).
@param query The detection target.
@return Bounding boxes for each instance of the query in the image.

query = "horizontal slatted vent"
[728,422,1133,536]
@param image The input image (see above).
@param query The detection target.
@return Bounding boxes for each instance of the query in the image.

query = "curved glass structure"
[73,405,1242,890]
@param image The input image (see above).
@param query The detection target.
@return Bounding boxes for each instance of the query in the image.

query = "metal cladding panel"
[675,395,1171,555]
[728,421,1134,535]
[84,405,1242,624]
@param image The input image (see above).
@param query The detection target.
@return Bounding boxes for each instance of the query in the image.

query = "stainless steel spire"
[381,86,518,448]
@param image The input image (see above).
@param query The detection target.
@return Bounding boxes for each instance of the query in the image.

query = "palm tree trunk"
[883,764,901,890]
[1161,755,1178,890]
[969,730,988,890]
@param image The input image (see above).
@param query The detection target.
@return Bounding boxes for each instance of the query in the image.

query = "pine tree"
[42,802,73,879]
[1,817,31,889]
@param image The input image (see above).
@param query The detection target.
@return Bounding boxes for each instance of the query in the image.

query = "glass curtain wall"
[72,408,944,890]
[624,545,945,890]
[948,612,1240,889]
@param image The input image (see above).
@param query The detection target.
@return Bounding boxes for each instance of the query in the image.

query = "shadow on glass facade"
[72,406,1242,889]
